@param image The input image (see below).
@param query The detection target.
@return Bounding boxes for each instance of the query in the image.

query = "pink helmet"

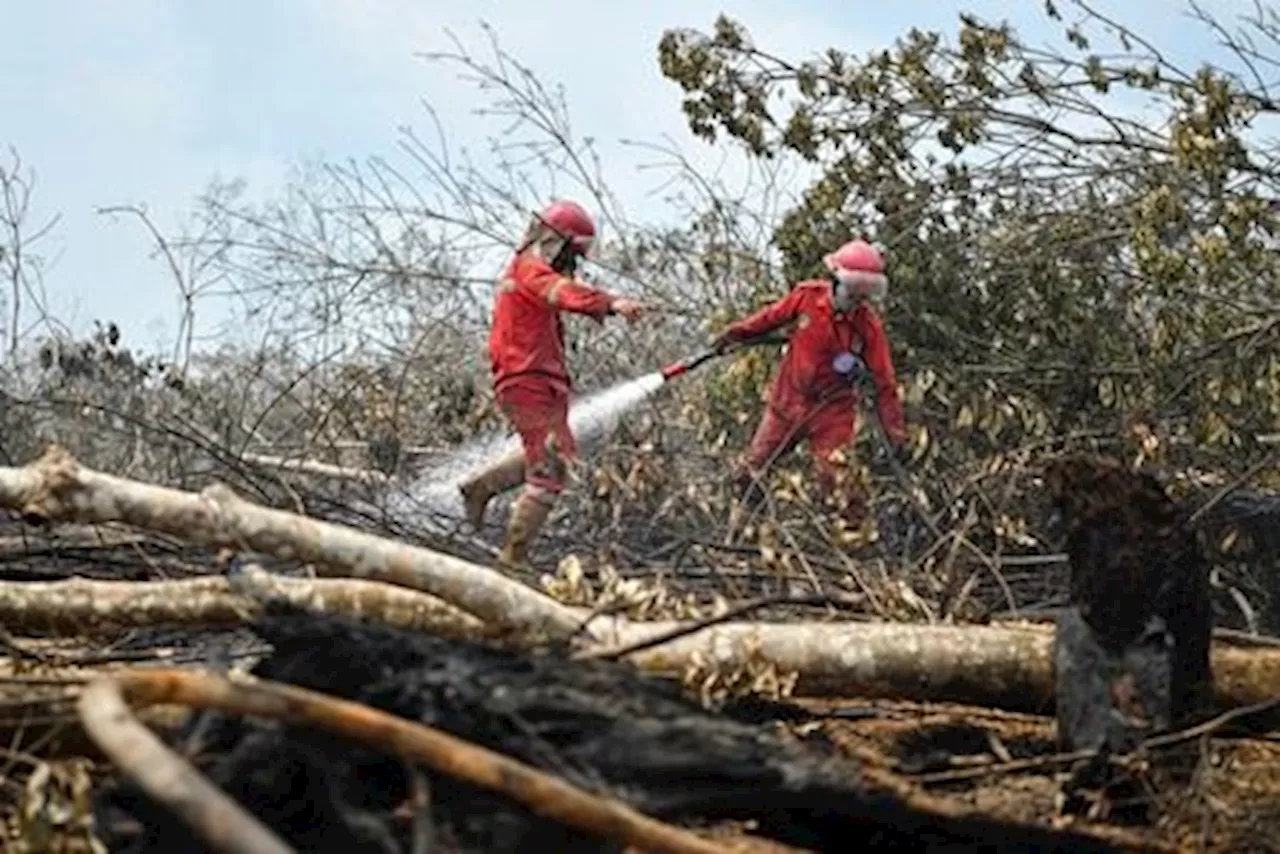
[535,199,597,256]
[823,239,888,303]
[824,239,884,274]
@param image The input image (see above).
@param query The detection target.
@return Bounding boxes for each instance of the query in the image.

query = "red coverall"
[722,279,906,516]
[488,250,616,499]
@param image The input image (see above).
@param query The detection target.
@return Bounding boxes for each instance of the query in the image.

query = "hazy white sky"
[0,0,1262,351]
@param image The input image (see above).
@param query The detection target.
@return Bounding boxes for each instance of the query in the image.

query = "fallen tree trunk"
[3,574,1280,714]
[594,616,1280,713]
[0,445,581,642]
[0,573,490,639]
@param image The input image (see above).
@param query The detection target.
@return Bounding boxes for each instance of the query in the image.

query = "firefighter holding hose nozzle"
[709,238,909,527]
[459,200,646,567]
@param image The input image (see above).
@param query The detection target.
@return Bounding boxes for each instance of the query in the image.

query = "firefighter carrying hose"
[459,200,646,566]
[710,238,909,526]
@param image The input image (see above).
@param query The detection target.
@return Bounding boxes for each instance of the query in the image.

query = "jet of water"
[564,371,665,443]
[386,371,667,524]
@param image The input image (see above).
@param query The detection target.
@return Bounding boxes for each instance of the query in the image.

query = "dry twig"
[240,452,392,487]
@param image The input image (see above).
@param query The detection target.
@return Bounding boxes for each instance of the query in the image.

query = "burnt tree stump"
[1044,455,1214,819]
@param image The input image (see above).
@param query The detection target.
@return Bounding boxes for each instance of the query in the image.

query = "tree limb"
[79,674,295,854]
[0,574,489,640]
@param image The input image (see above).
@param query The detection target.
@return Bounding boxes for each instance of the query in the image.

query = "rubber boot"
[498,492,553,568]
[458,449,526,529]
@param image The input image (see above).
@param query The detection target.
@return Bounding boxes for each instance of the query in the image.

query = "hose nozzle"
[660,349,718,381]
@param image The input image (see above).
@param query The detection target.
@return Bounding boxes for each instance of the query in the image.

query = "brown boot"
[458,449,525,529]
[498,492,552,567]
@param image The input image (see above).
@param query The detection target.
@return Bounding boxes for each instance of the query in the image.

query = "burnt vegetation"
[93,609,1130,854]
[3,3,1280,852]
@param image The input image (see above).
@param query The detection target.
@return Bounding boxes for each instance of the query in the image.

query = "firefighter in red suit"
[459,200,645,566]
[710,239,908,524]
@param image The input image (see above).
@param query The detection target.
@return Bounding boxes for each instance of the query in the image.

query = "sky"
[0,0,1267,355]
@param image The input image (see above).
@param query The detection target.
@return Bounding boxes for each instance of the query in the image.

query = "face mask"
[831,269,888,309]
[549,238,581,275]
[832,277,856,312]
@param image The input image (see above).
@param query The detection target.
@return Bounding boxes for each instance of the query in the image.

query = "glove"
[709,329,738,354]
[610,297,645,322]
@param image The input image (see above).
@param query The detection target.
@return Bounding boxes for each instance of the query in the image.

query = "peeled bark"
[0,445,580,641]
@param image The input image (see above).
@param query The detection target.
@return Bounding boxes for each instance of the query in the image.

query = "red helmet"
[535,199,596,256]
[823,239,884,275]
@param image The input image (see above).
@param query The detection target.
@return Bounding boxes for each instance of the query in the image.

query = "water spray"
[386,333,789,530]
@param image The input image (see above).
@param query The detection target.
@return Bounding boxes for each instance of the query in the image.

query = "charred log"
[94,608,1135,853]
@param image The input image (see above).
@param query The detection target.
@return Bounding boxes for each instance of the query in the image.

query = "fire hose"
[657,335,789,382]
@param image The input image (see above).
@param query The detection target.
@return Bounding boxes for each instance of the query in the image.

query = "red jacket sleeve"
[725,287,807,340]
[860,308,907,446]
[518,256,615,320]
